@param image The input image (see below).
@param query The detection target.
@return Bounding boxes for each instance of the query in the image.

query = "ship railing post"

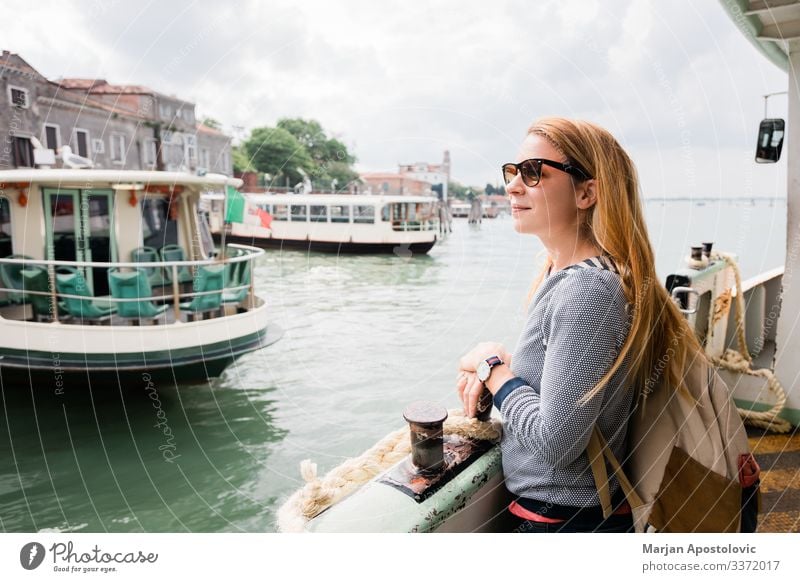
[248,255,255,307]
[172,264,181,321]
[48,264,58,322]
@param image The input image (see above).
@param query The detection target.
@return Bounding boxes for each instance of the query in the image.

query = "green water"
[0,200,786,532]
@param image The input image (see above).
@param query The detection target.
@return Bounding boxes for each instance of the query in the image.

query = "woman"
[456,117,703,533]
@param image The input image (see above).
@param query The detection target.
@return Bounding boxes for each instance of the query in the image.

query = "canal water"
[0,199,786,532]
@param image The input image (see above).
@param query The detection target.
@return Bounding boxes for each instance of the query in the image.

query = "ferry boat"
[276,1,800,533]
[0,169,280,389]
[449,202,471,218]
[204,193,440,254]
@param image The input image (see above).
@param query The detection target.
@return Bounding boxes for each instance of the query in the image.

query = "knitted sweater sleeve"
[495,270,629,468]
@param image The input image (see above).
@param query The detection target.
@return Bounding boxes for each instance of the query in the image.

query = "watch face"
[476,360,490,382]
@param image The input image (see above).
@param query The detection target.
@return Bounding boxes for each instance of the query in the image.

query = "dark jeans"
[510,511,634,533]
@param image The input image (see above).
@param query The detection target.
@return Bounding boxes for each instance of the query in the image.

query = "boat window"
[310,205,328,222]
[330,205,350,223]
[290,204,308,222]
[272,204,288,221]
[0,197,11,257]
[381,205,390,222]
[198,211,215,256]
[354,205,374,224]
[141,197,177,249]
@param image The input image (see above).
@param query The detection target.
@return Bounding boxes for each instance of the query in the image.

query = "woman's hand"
[457,342,509,374]
[456,369,490,418]
[456,342,515,417]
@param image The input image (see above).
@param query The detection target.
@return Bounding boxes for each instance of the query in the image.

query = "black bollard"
[403,401,448,474]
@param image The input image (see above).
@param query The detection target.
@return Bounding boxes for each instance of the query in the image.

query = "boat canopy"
[718,0,798,72]
[0,169,242,190]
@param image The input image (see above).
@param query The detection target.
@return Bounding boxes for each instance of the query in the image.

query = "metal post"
[248,256,255,307]
[48,265,58,322]
[403,401,448,474]
[171,264,181,321]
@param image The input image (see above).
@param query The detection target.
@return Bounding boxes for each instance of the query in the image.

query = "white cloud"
[2,0,789,197]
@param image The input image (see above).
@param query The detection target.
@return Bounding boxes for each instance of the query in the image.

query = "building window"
[72,129,90,158]
[159,103,172,120]
[144,138,158,166]
[184,135,197,166]
[0,196,12,257]
[221,150,230,174]
[200,148,210,170]
[7,85,29,109]
[43,124,61,150]
[11,137,34,168]
[110,134,126,163]
[92,139,105,154]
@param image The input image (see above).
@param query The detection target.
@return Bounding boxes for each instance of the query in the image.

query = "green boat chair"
[131,246,169,289]
[55,266,117,324]
[180,264,224,321]
[1,254,33,303]
[222,258,252,306]
[20,265,57,321]
[222,247,244,290]
[108,268,169,325]
[160,244,194,285]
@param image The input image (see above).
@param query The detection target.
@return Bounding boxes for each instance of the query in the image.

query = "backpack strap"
[587,429,614,518]
[588,427,645,516]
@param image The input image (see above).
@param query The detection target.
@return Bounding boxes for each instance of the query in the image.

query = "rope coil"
[703,251,791,433]
[276,408,502,532]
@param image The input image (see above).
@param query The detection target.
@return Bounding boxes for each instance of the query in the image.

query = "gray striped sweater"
[493,255,635,507]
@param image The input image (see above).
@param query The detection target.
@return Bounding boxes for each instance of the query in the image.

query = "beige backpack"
[588,353,761,533]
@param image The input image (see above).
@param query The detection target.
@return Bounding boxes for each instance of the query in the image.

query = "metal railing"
[390,220,439,232]
[0,243,263,324]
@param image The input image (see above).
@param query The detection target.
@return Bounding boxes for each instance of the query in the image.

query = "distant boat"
[204,193,440,254]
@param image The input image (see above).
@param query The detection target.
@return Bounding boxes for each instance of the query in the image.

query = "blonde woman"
[456,118,703,533]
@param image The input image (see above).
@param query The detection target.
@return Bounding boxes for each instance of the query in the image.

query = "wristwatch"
[476,355,504,383]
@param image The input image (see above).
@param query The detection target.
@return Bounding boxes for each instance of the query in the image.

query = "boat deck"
[748,426,800,532]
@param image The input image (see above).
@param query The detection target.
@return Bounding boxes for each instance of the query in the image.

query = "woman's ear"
[576,179,598,210]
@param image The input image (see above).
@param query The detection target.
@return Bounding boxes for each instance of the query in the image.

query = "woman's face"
[505,134,584,239]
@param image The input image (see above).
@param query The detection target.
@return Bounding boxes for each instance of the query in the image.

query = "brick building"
[359,172,433,196]
[0,50,231,174]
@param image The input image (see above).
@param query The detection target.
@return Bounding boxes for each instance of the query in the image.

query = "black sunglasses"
[501,158,591,187]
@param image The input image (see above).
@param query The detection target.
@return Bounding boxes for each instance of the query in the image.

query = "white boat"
[450,202,471,218]
[0,169,280,389]
[204,193,440,254]
[277,1,800,533]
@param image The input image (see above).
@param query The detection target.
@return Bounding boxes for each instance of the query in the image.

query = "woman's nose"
[505,172,525,196]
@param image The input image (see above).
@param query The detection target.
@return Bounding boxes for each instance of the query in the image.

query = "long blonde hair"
[522,117,705,402]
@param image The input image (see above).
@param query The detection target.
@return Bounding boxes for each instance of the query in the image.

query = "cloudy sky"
[4,0,789,197]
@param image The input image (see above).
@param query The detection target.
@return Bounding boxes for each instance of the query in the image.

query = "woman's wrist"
[484,363,516,395]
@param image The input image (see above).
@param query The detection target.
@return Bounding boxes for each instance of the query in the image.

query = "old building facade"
[1,50,231,174]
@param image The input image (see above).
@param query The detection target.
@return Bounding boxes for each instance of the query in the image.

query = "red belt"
[509,499,631,524]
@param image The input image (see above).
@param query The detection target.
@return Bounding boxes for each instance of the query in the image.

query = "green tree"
[448,181,469,200]
[243,126,314,186]
[277,117,358,189]
[232,144,256,173]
